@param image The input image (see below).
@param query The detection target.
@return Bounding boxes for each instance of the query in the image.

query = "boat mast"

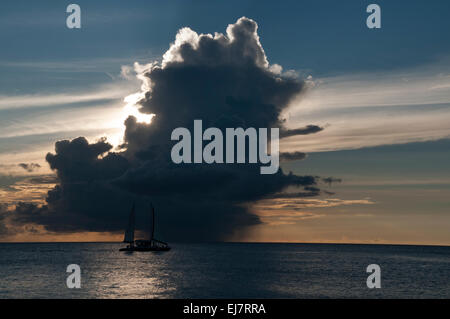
[123,202,135,243]
[150,203,155,243]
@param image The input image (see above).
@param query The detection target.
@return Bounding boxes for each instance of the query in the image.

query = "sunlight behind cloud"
[123,92,154,125]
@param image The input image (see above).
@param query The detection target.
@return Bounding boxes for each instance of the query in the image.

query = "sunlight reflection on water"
[0,243,449,298]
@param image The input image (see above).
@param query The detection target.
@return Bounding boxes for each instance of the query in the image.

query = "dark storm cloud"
[18,163,41,172]
[15,137,133,233]
[45,137,129,183]
[122,18,306,156]
[12,17,325,241]
[280,125,324,138]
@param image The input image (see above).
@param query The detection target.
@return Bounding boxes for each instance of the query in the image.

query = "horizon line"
[0,240,449,248]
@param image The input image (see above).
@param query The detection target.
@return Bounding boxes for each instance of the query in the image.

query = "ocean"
[0,242,448,299]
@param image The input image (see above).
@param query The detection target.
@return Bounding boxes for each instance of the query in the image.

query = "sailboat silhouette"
[119,203,171,252]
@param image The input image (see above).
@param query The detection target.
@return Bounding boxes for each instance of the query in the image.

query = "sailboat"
[119,202,171,252]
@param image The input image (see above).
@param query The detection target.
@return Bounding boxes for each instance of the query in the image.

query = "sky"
[0,0,449,245]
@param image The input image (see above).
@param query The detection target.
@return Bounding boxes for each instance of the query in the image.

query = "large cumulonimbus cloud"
[9,17,325,241]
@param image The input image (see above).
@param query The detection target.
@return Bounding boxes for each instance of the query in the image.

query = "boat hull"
[119,246,171,252]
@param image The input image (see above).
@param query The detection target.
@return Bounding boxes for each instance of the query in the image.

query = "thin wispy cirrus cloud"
[252,197,375,225]
[0,84,133,111]
[282,58,450,153]
[0,75,146,168]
